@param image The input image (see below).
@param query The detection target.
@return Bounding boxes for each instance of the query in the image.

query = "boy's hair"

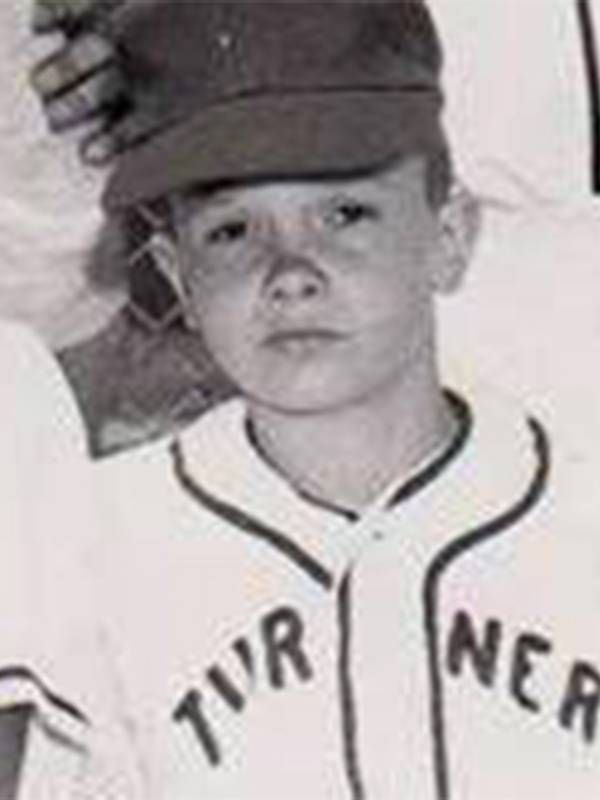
[425,147,453,210]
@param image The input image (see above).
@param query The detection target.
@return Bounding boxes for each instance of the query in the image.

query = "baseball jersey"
[9,365,600,798]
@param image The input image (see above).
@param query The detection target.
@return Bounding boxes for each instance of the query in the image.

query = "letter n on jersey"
[445,608,600,745]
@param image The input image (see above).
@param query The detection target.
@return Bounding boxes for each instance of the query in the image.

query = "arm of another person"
[0,321,88,798]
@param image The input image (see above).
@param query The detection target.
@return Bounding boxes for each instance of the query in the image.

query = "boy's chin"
[242,377,360,417]
[227,355,393,417]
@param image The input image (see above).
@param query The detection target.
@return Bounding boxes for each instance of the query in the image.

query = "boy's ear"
[431,183,482,294]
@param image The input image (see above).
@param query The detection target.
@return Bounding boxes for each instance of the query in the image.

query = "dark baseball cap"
[102,0,448,212]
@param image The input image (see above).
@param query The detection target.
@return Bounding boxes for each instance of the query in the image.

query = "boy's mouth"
[263,328,347,355]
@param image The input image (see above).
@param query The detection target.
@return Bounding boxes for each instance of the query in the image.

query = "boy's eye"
[205,219,249,245]
[326,201,379,230]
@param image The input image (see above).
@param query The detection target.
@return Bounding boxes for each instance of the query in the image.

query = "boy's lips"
[262,327,349,354]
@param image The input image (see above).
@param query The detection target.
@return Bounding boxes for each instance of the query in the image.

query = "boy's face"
[175,156,458,414]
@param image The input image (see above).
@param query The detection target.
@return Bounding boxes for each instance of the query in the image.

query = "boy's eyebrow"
[181,166,386,200]
[189,192,236,210]
[178,182,239,210]
[177,165,404,213]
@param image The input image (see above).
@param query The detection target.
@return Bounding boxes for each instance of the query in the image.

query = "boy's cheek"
[178,279,222,334]
[188,288,253,352]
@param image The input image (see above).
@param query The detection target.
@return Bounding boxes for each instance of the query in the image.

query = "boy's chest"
[95,520,347,797]
[93,505,600,799]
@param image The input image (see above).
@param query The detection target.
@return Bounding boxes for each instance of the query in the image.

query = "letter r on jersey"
[261,606,313,689]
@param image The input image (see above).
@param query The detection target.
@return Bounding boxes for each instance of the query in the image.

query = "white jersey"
[7,363,600,798]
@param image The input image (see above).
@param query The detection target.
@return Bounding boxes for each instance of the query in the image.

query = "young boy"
[9,1,600,798]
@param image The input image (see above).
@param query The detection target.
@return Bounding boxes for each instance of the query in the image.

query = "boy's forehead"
[181,156,427,211]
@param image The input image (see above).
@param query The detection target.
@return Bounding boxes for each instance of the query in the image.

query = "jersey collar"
[171,380,548,587]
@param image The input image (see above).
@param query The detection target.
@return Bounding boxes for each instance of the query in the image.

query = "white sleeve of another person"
[0,322,138,798]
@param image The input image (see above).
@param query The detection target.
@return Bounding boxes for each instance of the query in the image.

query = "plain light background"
[433,0,592,201]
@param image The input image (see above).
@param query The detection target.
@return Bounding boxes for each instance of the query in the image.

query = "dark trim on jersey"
[0,665,89,725]
[244,390,471,522]
[171,440,334,591]
[171,389,470,593]
[422,417,550,800]
[338,572,365,800]
[387,391,472,509]
[291,484,359,522]
[244,416,359,522]
[577,0,600,193]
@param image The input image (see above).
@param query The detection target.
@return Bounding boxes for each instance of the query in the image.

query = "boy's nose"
[262,251,328,309]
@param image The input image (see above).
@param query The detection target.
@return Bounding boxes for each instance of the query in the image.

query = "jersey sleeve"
[0,323,147,797]
[0,324,120,794]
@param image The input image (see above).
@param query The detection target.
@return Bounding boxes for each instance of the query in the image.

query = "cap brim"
[102,89,445,211]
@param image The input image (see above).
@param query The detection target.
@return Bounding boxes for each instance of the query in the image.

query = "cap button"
[217,32,234,51]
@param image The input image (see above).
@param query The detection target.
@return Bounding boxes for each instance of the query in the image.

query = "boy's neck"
[247,359,455,514]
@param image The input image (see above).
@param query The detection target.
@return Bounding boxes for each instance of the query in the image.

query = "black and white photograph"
[2,1,600,798]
